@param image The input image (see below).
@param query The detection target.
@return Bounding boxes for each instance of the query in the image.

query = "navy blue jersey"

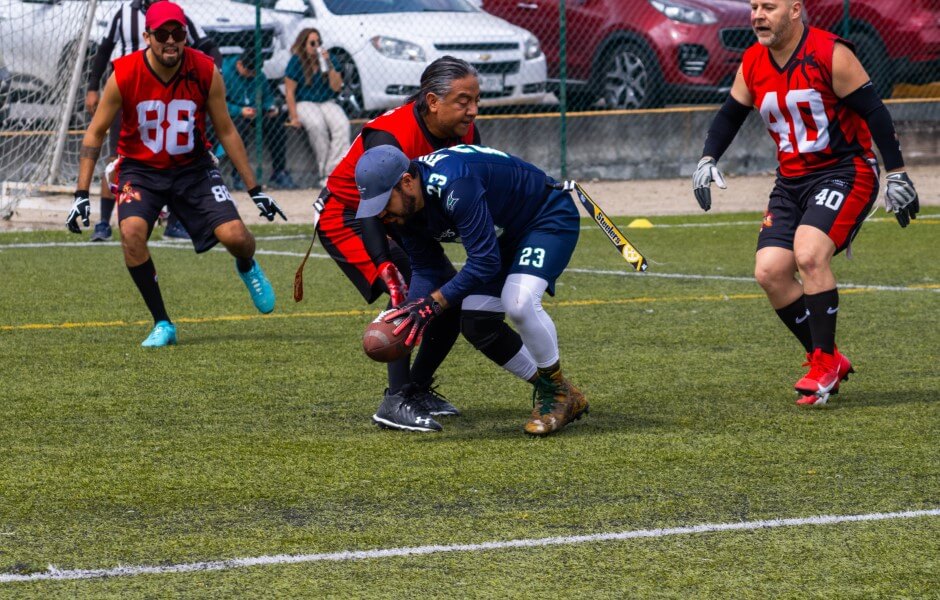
[399,145,575,303]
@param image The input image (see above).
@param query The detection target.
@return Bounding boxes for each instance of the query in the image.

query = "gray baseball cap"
[355,145,410,219]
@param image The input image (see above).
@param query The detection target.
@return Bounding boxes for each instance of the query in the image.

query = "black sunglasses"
[308,40,321,47]
[150,27,186,43]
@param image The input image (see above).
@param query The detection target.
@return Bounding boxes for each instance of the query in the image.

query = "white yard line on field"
[0,241,937,294]
[1,508,937,584]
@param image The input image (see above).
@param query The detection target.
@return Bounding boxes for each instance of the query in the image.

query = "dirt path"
[3,164,936,231]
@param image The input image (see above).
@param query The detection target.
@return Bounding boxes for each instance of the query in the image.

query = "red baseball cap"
[145,1,186,30]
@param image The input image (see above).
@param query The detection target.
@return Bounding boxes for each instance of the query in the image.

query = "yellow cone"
[627,218,653,229]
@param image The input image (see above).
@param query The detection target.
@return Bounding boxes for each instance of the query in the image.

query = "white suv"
[0,0,279,123]
[247,0,547,116]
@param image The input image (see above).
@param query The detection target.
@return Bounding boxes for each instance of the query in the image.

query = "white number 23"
[519,247,545,268]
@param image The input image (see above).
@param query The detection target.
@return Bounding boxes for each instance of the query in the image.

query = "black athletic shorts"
[757,155,879,255]
[115,154,242,253]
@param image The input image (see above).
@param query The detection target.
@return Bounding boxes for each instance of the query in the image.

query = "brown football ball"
[362,309,412,362]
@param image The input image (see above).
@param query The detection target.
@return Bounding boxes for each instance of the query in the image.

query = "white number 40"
[815,188,844,211]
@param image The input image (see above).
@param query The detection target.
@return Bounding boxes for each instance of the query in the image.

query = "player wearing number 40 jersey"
[68,1,287,347]
[692,0,920,406]
[355,144,587,436]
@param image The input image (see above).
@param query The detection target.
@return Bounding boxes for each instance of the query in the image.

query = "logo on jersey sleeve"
[434,228,461,243]
[445,191,459,214]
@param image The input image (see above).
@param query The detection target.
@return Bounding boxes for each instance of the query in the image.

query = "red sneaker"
[795,349,854,406]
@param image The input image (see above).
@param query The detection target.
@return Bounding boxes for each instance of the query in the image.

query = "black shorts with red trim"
[115,155,242,253]
[757,155,879,255]
[317,193,410,304]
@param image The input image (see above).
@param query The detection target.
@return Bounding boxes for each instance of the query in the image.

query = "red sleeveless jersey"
[112,48,215,168]
[326,102,477,209]
[742,26,874,178]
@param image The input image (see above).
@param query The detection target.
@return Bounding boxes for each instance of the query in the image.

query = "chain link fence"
[1,0,937,204]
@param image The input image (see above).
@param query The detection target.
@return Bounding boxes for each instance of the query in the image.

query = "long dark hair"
[290,27,326,86]
[407,56,478,114]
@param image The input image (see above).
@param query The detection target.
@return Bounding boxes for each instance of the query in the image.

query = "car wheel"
[598,42,664,109]
[334,52,364,118]
[850,30,893,99]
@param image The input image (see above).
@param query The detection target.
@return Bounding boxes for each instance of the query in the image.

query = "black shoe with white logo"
[372,389,442,432]
[406,380,461,417]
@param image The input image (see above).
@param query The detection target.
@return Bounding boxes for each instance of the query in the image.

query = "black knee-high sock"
[128,258,169,324]
[775,295,813,353]
[99,197,115,224]
[410,306,461,386]
[804,288,839,354]
[235,256,254,273]
[387,357,410,395]
[380,298,411,395]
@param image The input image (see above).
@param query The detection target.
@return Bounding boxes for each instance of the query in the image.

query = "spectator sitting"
[284,28,350,187]
[222,49,297,190]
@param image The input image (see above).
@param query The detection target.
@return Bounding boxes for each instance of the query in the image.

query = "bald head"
[751,0,804,50]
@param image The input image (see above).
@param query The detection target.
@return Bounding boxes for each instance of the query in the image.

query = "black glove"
[248,186,287,222]
[692,157,726,212]
[384,297,443,347]
[66,191,91,233]
[884,172,919,228]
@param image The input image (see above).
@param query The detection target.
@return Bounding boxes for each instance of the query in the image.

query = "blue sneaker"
[141,320,177,347]
[237,259,275,314]
[163,220,191,240]
[90,222,112,242]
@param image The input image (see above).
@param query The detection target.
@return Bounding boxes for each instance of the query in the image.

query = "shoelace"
[531,376,559,415]
[246,268,264,293]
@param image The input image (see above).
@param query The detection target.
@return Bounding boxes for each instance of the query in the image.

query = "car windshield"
[323,0,476,15]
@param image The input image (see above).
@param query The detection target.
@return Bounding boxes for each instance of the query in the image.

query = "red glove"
[385,297,443,347]
[377,261,408,307]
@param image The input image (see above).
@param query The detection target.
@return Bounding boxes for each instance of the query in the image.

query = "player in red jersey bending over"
[67,1,286,347]
[692,0,919,405]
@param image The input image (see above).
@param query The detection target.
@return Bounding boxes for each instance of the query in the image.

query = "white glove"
[884,171,919,228]
[692,157,726,211]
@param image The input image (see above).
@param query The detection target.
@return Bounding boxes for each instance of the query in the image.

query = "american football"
[362,309,412,362]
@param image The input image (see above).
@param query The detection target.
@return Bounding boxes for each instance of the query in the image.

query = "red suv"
[483,0,753,109]
[807,0,940,98]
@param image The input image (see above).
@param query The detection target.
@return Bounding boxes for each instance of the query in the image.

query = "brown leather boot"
[524,374,588,436]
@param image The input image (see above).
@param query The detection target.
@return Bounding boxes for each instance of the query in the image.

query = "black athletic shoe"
[406,381,461,417]
[372,389,442,432]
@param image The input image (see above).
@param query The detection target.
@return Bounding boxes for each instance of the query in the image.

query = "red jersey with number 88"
[742,27,874,178]
[112,48,214,168]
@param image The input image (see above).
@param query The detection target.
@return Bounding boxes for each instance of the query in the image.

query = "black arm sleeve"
[359,128,403,265]
[362,128,400,150]
[89,13,123,90]
[361,217,394,266]
[87,38,115,91]
[842,81,904,171]
[701,96,751,161]
[187,17,223,68]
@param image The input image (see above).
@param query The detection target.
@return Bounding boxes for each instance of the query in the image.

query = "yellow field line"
[0,288,902,332]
